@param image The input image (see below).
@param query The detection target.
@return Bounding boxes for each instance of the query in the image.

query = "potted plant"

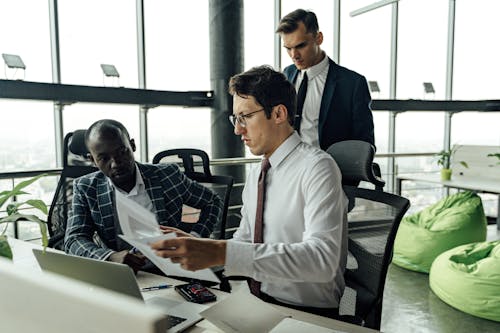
[435,146,468,181]
[0,174,48,259]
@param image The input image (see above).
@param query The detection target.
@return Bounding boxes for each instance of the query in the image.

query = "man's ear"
[316,31,323,46]
[275,105,289,124]
[130,139,137,152]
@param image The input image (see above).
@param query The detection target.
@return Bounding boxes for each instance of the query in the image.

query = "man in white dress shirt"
[151,66,348,318]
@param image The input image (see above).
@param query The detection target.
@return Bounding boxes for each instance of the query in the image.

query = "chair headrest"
[69,130,89,157]
[326,140,385,188]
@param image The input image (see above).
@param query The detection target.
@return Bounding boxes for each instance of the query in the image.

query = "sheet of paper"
[200,289,289,333]
[115,193,162,238]
[119,234,220,283]
[115,194,219,283]
[269,318,347,333]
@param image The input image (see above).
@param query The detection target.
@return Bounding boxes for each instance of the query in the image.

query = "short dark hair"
[228,65,296,126]
[276,9,319,35]
[85,119,130,146]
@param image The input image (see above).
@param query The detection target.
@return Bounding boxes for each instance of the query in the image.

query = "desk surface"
[397,173,500,194]
[8,238,376,333]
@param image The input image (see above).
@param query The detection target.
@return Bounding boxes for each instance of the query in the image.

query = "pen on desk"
[141,284,171,292]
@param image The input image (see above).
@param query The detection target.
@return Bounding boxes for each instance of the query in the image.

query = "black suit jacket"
[283,58,375,150]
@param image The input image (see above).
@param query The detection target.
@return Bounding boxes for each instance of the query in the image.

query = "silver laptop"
[32,249,202,333]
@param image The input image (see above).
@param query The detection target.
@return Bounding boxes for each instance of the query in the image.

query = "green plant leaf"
[26,199,48,215]
[0,235,13,260]
[459,161,469,168]
[0,174,47,209]
[0,214,48,248]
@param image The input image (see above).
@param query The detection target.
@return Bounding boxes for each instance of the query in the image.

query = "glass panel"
[148,107,211,160]
[374,112,389,153]
[144,0,209,90]
[280,1,334,69]
[0,100,55,171]
[58,0,138,87]
[397,0,448,99]
[244,0,274,69]
[454,0,500,99]
[395,112,444,153]
[340,2,392,99]
[0,0,51,82]
[62,103,141,158]
[451,113,500,146]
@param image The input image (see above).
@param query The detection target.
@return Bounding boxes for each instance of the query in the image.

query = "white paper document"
[115,194,220,283]
[200,289,290,333]
[269,318,346,333]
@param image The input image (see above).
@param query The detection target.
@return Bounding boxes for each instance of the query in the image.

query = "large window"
[244,0,274,70]
[0,0,52,82]
[397,0,448,100]
[58,0,138,88]
[144,1,210,91]
[454,0,500,100]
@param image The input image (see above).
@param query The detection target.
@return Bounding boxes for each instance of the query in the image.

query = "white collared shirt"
[110,164,154,213]
[295,54,330,148]
[225,132,348,308]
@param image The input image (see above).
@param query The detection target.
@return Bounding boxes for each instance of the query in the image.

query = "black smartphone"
[175,282,217,304]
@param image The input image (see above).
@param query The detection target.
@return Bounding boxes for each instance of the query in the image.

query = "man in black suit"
[277,9,375,150]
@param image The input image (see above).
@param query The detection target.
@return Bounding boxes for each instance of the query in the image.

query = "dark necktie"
[249,158,271,297]
[294,71,308,134]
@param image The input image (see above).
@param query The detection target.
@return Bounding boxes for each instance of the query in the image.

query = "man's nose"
[234,122,244,135]
[290,48,299,59]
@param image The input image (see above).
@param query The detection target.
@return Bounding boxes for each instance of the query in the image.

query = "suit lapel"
[96,175,116,238]
[139,163,168,224]
[318,58,338,141]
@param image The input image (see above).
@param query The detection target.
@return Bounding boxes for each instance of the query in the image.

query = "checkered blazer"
[64,162,222,260]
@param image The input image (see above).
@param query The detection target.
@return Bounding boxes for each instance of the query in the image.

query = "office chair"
[152,149,233,240]
[327,140,410,329]
[47,130,97,250]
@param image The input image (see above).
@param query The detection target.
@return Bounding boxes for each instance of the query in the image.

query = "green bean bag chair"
[430,241,500,322]
[393,191,487,273]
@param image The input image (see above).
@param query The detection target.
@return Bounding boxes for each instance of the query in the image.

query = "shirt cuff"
[224,240,255,277]
[190,231,201,238]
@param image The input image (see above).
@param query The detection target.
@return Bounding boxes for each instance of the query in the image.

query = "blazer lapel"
[318,58,338,140]
[96,176,116,243]
[139,163,168,224]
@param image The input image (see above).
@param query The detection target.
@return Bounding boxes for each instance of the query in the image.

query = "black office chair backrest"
[47,130,97,250]
[152,149,233,240]
[340,186,410,329]
[326,140,385,191]
[327,140,409,329]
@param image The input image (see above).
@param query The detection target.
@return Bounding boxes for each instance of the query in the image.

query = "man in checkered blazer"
[64,119,223,271]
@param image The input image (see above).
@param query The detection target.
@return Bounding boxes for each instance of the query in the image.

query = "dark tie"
[294,71,308,134]
[249,158,271,297]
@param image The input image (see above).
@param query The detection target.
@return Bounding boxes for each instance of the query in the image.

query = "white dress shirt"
[295,54,330,148]
[112,164,154,213]
[225,132,348,308]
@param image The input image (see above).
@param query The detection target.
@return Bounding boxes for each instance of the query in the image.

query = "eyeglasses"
[228,108,265,128]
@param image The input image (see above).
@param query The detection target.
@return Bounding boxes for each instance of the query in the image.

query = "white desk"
[8,238,377,333]
[396,173,500,229]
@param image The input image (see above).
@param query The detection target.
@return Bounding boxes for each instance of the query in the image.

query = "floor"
[381,225,500,333]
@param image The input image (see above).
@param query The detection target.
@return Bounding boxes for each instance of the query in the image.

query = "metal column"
[49,0,64,167]
[209,0,245,180]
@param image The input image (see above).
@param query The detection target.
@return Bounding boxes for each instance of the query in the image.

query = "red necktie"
[249,158,271,297]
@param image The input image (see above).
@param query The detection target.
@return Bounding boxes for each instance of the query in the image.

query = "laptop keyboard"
[164,314,187,329]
